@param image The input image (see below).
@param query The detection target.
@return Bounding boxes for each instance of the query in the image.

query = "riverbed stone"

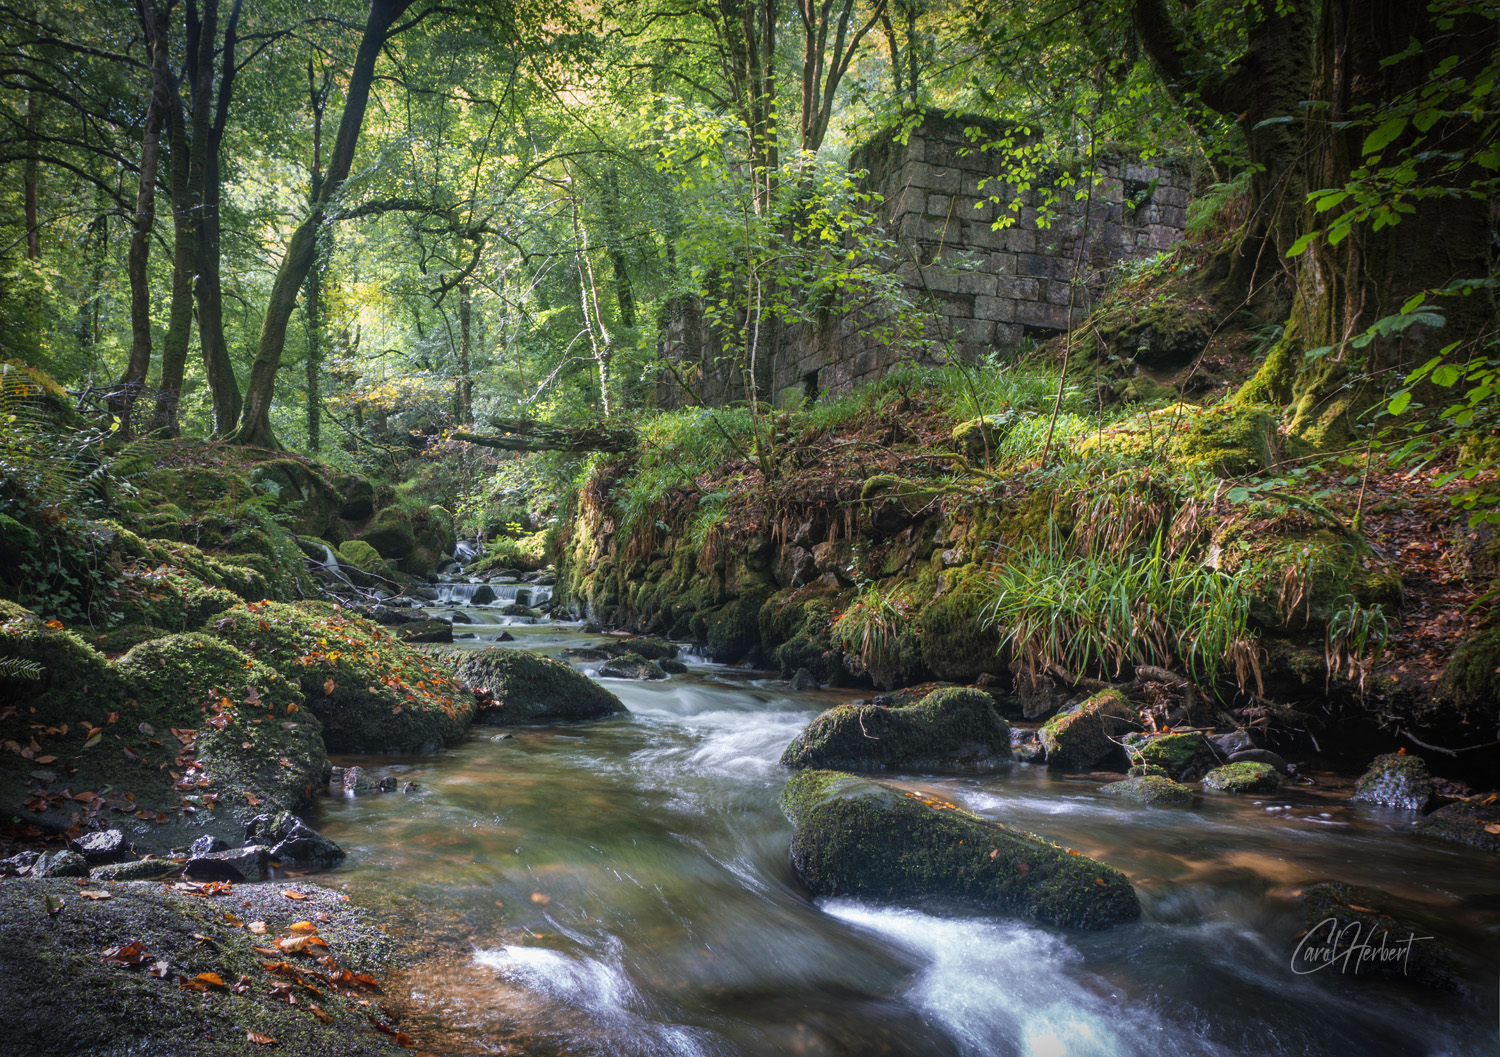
[1351,752,1433,810]
[452,647,626,723]
[183,844,269,882]
[31,849,88,878]
[780,687,1012,771]
[188,835,229,856]
[1121,731,1217,780]
[1296,882,1458,992]
[247,811,345,867]
[1202,761,1280,794]
[395,618,454,644]
[780,770,1140,929]
[1226,748,1291,774]
[91,857,182,881]
[1413,800,1500,853]
[596,652,668,680]
[1039,689,1141,770]
[1101,774,1194,805]
[0,851,39,876]
[70,829,125,864]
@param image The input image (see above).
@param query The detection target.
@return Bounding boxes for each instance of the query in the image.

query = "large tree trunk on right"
[1275,0,1495,447]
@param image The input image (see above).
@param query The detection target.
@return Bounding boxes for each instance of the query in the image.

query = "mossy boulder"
[0,599,120,725]
[1039,689,1140,770]
[205,602,472,753]
[703,588,773,663]
[1202,761,1280,793]
[1296,882,1459,992]
[779,770,1140,929]
[334,472,376,521]
[338,539,383,571]
[860,475,939,533]
[1076,402,1281,477]
[360,508,416,562]
[1413,800,1500,854]
[596,652,668,680]
[91,623,170,656]
[1441,626,1500,711]
[248,457,344,540]
[919,566,1005,682]
[780,687,1011,772]
[1101,774,1194,805]
[451,647,625,724]
[1121,731,1217,781]
[1351,752,1433,811]
[760,585,849,683]
[951,416,1008,461]
[562,636,679,663]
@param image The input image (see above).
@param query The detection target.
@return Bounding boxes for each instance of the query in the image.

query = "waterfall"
[435,582,554,607]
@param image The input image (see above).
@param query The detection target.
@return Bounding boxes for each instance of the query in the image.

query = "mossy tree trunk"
[1263,0,1495,447]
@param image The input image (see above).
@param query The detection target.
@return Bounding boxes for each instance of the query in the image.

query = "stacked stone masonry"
[658,112,1189,408]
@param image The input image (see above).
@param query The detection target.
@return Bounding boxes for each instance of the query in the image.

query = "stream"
[313,611,1500,1057]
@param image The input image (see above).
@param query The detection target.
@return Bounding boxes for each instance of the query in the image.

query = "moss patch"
[1039,689,1140,770]
[779,770,1140,929]
[1100,774,1194,805]
[449,647,625,724]
[1202,761,1279,793]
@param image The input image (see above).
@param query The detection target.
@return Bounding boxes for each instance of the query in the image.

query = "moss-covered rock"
[779,770,1140,929]
[338,539,383,571]
[1127,763,1170,778]
[1413,800,1500,854]
[0,599,120,725]
[1296,881,1459,991]
[703,588,773,663]
[1076,402,1282,476]
[1039,689,1140,770]
[1441,626,1500,711]
[90,623,170,656]
[596,652,668,680]
[918,566,1004,682]
[780,687,1011,771]
[1100,774,1194,805]
[205,602,472,753]
[360,508,416,562]
[451,647,625,724]
[1350,752,1433,811]
[1202,761,1280,793]
[1120,731,1217,781]
[562,636,679,662]
[0,878,403,1057]
[248,457,344,540]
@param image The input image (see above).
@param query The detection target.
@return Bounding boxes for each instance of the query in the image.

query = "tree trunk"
[1275,0,1495,447]
[233,0,414,449]
[23,93,40,260]
[151,61,198,435]
[304,60,331,451]
[455,279,473,424]
[114,0,169,432]
[452,419,635,453]
[195,0,244,436]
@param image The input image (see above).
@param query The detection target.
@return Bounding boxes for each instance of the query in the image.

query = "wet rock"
[183,845,269,882]
[0,851,39,876]
[1127,763,1170,778]
[1296,882,1458,992]
[377,776,398,793]
[1015,671,1071,719]
[500,603,529,616]
[596,652,668,680]
[468,585,499,606]
[1039,689,1140,770]
[70,829,125,864]
[1101,775,1194,805]
[90,857,182,881]
[1010,728,1045,763]
[1226,748,1290,775]
[563,636,679,662]
[659,657,688,674]
[32,850,88,878]
[454,632,477,640]
[451,647,626,724]
[245,812,345,868]
[790,667,818,691]
[1202,761,1280,794]
[780,770,1140,929]
[780,687,1011,771]
[450,610,473,624]
[1209,730,1255,756]
[336,766,374,796]
[401,781,419,793]
[188,835,229,856]
[1121,732,1217,781]
[1351,752,1433,810]
[1413,800,1500,853]
[394,619,453,645]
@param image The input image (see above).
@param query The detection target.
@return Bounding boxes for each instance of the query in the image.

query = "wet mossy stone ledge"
[780,687,1012,771]
[0,879,401,1057]
[1101,774,1195,805]
[1351,752,1434,811]
[449,647,625,723]
[205,601,473,754]
[1202,761,1280,794]
[1039,689,1141,770]
[779,770,1140,929]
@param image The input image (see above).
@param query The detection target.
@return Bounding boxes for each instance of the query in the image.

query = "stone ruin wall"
[657,112,1190,409]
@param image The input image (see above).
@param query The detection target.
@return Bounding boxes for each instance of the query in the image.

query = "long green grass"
[613,406,754,535]
[978,526,1261,692]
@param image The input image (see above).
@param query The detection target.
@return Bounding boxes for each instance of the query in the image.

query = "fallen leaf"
[101,941,151,965]
[288,921,318,933]
[179,971,228,992]
[323,678,335,697]
[530,892,550,905]
[283,890,309,901]
[248,921,268,934]
[1094,877,1106,886]
[223,912,245,927]
[79,889,112,900]
[1483,823,1500,835]
[245,1031,276,1046]
[988,849,998,861]
[308,1003,332,1023]
[147,959,170,978]
[313,911,330,923]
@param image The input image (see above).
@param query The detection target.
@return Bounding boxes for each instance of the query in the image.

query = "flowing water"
[314,616,1500,1057]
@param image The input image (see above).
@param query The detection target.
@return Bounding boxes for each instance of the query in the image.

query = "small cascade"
[318,545,341,573]
[435,582,554,608]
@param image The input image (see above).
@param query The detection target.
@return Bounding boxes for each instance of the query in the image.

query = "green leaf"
[1362,115,1408,155]
[1432,364,1461,386]
[1386,391,1412,415]
[1286,232,1317,258]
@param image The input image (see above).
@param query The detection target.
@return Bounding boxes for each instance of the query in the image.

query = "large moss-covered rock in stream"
[1120,731,1218,781]
[206,602,472,753]
[1351,752,1434,810]
[1100,774,1195,805]
[1414,800,1500,854]
[1295,882,1459,992]
[1039,689,1141,770]
[0,879,402,1057]
[779,770,1140,929]
[450,647,625,723]
[338,539,383,570]
[780,687,1011,772]
[562,636,679,662]
[1202,761,1280,794]
[115,634,328,823]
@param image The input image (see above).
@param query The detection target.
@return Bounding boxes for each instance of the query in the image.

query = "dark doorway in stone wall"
[802,370,820,403]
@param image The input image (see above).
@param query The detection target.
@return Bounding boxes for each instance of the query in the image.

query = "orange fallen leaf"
[1094,877,1106,886]
[246,1031,276,1045]
[100,941,151,965]
[284,890,309,901]
[1482,823,1500,835]
[323,678,335,697]
[179,971,228,992]
[288,921,317,933]
[308,1003,332,1024]
[79,890,112,900]
[530,892,550,905]
[988,849,998,861]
